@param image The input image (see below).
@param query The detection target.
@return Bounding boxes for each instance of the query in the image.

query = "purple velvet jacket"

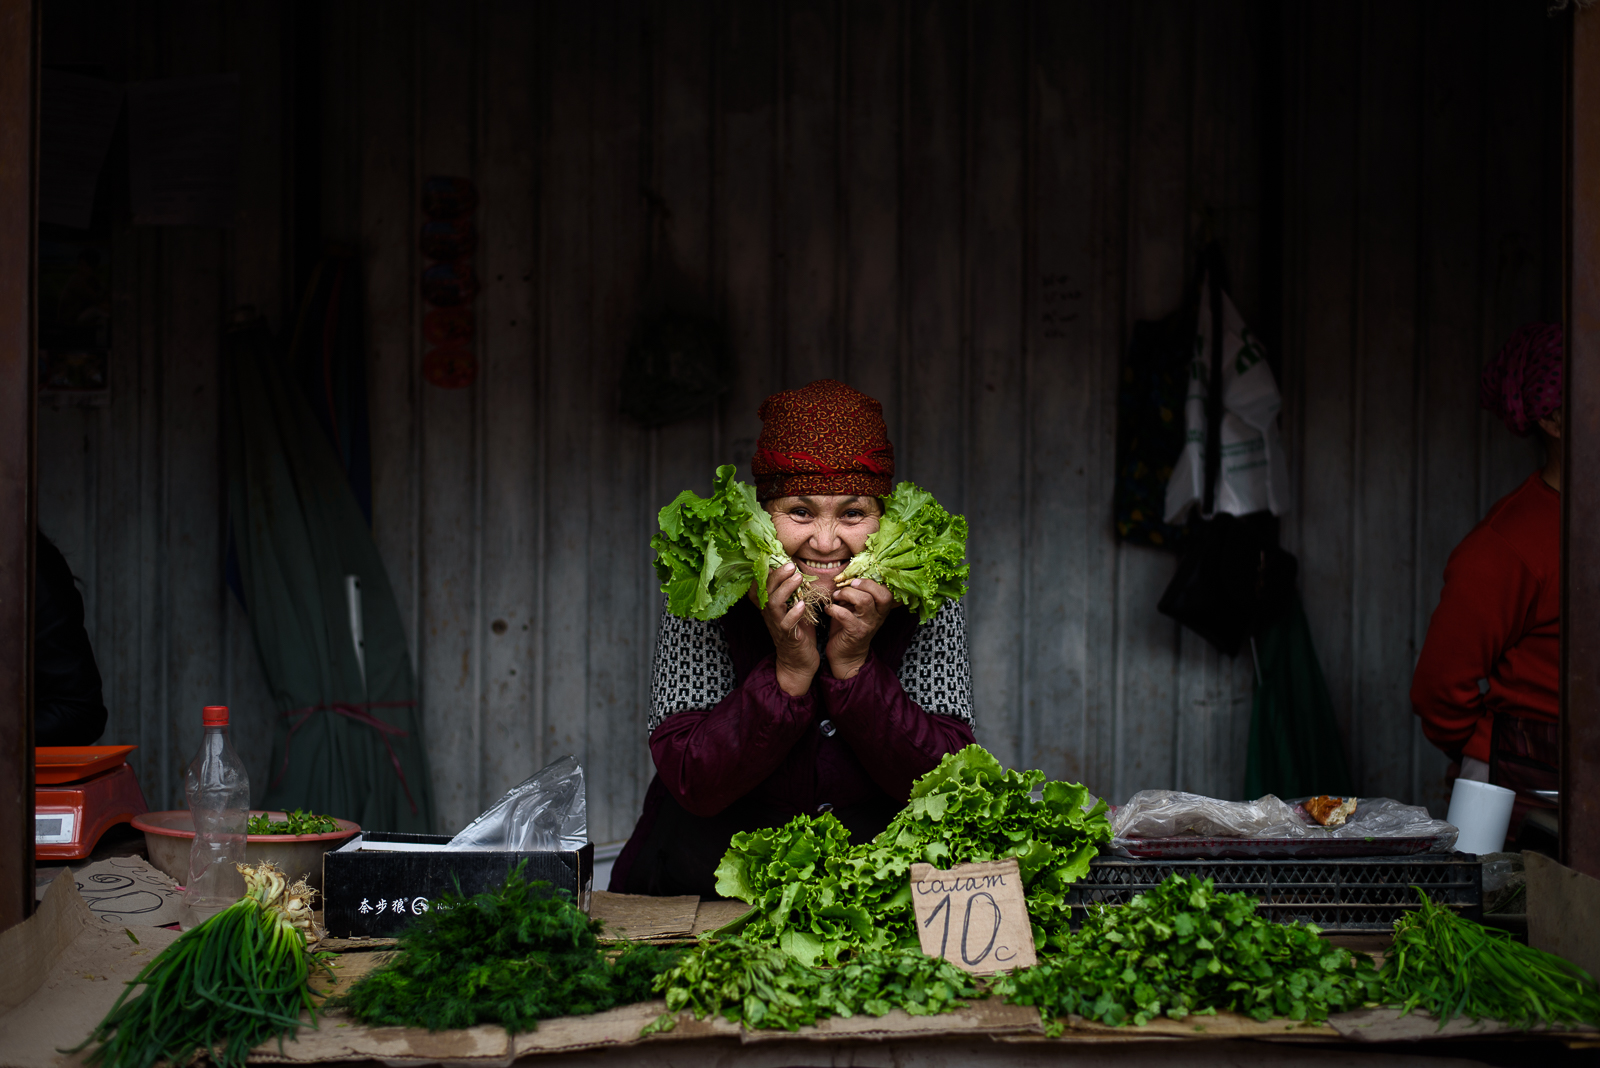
[609,598,975,897]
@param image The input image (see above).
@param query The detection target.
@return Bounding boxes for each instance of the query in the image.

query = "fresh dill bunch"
[340,862,677,1033]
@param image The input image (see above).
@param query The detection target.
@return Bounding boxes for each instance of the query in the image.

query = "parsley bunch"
[993,874,1381,1031]
[247,809,342,836]
[643,937,981,1034]
[713,745,1112,964]
[341,863,675,1033]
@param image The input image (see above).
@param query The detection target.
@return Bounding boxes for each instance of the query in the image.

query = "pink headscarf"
[1481,323,1563,436]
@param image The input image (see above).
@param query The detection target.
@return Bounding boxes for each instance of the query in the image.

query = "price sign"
[909,858,1036,974]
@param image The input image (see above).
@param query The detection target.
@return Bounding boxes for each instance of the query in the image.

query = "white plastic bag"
[1111,790,1305,839]
[1164,275,1293,523]
[445,754,588,852]
[1111,789,1458,852]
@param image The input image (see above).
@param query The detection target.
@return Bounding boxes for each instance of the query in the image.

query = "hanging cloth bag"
[1158,249,1296,656]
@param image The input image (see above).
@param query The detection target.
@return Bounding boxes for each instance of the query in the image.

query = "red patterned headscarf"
[1481,323,1563,437]
[752,379,895,501]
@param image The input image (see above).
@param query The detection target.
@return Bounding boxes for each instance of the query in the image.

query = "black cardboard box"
[322,832,594,938]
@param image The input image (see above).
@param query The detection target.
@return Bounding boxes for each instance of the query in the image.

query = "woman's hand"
[755,562,819,696]
[825,577,893,680]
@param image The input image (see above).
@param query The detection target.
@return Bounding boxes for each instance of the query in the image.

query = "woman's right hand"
[756,562,818,696]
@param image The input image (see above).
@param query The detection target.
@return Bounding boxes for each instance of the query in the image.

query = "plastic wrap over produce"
[1110,790,1457,852]
[445,754,588,851]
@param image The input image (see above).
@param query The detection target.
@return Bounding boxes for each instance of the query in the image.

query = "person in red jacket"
[1411,323,1562,847]
[610,380,976,896]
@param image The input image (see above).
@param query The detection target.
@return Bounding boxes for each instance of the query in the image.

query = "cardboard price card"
[909,858,1037,974]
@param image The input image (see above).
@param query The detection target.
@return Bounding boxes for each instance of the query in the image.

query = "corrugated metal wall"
[39,0,1560,840]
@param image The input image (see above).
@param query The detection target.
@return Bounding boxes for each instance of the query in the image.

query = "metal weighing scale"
[35,746,149,861]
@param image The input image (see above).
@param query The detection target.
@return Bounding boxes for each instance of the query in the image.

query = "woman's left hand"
[825,577,894,679]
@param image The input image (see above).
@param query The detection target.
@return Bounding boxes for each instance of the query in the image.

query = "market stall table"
[2,876,1595,1068]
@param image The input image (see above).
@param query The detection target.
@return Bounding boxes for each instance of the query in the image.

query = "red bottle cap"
[202,705,229,726]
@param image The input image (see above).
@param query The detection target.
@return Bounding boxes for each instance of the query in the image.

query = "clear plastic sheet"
[445,754,588,852]
[1110,790,1458,853]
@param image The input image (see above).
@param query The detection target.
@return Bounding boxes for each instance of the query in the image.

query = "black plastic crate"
[1065,855,1481,932]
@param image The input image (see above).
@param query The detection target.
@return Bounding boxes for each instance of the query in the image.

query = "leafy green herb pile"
[992,874,1380,1032]
[341,863,677,1033]
[833,482,969,624]
[650,465,969,624]
[76,863,331,1068]
[1382,887,1600,1029]
[247,809,342,836]
[713,745,1111,964]
[642,937,981,1034]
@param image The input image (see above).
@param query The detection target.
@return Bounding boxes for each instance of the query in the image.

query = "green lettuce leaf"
[651,465,790,621]
[713,744,1113,963]
[834,481,969,624]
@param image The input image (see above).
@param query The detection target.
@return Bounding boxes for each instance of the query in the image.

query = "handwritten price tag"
[909,858,1036,974]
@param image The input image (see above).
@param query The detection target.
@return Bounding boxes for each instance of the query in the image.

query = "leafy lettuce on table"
[713,745,1112,965]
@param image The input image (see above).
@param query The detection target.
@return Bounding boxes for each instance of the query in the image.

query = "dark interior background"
[35,0,1564,840]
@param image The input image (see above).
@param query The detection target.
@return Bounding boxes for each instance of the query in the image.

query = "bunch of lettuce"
[651,464,798,621]
[651,468,970,624]
[713,745,1112,965]
[993,875,1381,1031]
[833,482,969,624]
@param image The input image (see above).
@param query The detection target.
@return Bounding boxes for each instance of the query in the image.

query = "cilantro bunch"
[833,481,969,624]
[713,746,1112,965]
[993,875,1381,1031]
[341,863,676,1033]
[643,937,980,1034]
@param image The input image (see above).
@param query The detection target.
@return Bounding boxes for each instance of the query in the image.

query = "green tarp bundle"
[225,320,435,833]
[1244,595,1355,800]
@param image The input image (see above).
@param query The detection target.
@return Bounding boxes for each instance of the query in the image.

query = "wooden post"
[0,0,38,932]
[1564,4,1600,879]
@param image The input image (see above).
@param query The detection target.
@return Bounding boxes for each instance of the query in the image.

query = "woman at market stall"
[1411,323,1561,848]
[610,379,977,897]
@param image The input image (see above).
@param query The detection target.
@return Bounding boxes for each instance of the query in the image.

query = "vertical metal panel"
[477,0,543,820]
[0,0,38,929]
[1564,3,1600,878]
[36,0,1569,847]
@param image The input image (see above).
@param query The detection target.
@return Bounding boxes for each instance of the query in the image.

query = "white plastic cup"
[1446,778,1517,855]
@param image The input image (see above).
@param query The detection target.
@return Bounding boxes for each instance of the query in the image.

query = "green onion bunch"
[340,862,676,1033]
[1383,887,1600,1029]
[76,862,330,1068]
[643,936,981,1034]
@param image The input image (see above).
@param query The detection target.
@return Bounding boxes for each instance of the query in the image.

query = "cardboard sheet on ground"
[589,892,699,941]
[32,858,183,928]
[1330,1006,1597,1042]
[0,874,183,1068]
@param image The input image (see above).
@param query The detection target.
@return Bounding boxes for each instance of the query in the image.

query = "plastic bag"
[445,755,588,852]
[1111,790,1306,839]
[1111,789,1458,852]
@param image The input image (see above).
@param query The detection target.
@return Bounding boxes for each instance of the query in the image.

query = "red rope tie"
[273,700,420,816]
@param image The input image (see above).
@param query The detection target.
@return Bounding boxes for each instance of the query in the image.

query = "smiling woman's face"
[767,495,882,580]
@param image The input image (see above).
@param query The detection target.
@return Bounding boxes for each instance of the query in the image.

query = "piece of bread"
[1304,795,1358,828]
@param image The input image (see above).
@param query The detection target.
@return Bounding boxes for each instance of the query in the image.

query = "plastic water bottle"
[179,705,251,929]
